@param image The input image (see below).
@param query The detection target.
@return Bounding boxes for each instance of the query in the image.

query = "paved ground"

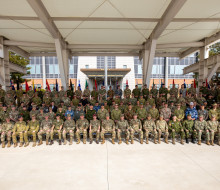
[0,139,220,190]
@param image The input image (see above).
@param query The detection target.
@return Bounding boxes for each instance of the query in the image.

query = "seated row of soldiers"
[0,107,219,148]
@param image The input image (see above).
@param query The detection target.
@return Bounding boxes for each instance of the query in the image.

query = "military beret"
[56,114,60,117]
[80,113,84,116]
[93,114,97,117]
[200,103,204,106]
[3,104,7,107]
[101,103,104,106]
[18,115,23,119]
[67,114,71,117]
[78,104,81,107]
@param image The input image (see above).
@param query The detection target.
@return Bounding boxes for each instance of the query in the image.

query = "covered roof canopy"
[0,0,220,58]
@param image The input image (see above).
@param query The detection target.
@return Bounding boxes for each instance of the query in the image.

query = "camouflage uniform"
[75,118,89,143]
[124,108,135,123]
[52,97,61,106]
[0,88,6,102]
[207,120,220,144]
[9,110,19,122]
[63,119,75,144]
[101,119,116,143]
[111,109,122,122]
[83,89,90,98]
[0,121,13,147]
[24,120,40,146]
[129,118,143,143]
[182,119,196,140]
[198,109,208,121]
[124,89,131,98]
[51,119,64,141]
[75,90,82,99]
[209,109,219,120]
[143,119,157,143]
[12,121,26,146]
[116,119,130,143]
[170,87,178,98]
[89,120,100,142]
[97,108,108,121]
[137,107,147,123]
[107,89,114,99]
[149,108,159,121]
[32,96,42,106]
[188,87,196,96]
[195,119,210,144]
[99,89,106,100]
[48,111,55,121]
[156,120,169,143]
[168,120,184,144]
[38,119,53,143]
[142,88,149,100]
[173,108,185,121]
[150,88,158,99]
[160,108,171,121]
[91,90,99,100]
[61,97,71,107]
[59,90,66,98]
[132,88,140,99]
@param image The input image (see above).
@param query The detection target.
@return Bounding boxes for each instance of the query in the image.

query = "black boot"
[49,140,53,145]
[59,140,62,145]
[186,138,189,144]
[192,138,195,144]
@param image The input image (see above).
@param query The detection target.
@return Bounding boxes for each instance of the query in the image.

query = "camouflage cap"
[176,103,180,106]
[80,113,84,116]
[106,113,110,117]
[45,113,49,117]
[199,114,204,118]
[152,103,156,106]
[212,103,217,106]
[56,114,60,117]
[31,114,36,117]
[67,114,71,117]
[101,103,104,106]
[133,113,137,116]
[211,114,216,118]
[120,114,124,117]
[187,114,192,117]
[159,114,164,118]
[147,114,151,117]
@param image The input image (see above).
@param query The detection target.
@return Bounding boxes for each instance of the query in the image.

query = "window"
[123,65,127,69]
[50,84,55,90]
[69,56,78,78]
[97,56,116,69]
[85,65,89,69]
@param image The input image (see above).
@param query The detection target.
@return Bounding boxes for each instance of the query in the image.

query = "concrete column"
[104,56,108,99]
[42,56,46,89]
[164,57,168,88]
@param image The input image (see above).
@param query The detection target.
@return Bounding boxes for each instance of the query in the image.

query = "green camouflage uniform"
[156,120,169,139]
[97,108,108,121]
[75,90,82,99]
[174,108,185,121]
[143,119,157,139]
[51,119,64,140]
[132,88,140,99]
[129,119,143,140]
[207,120,220,142]
[111,109,122,122]
[124,108,135,122]
[101,119,116,139]
[0,121,13,143]
[52,97,61,106]
[182,119,196,139]
[91,90,99,100]
[124,89,131,98]
[170,88,178,98]
[209,109,219,120]
[195,120,209,141]
[32,97,42,106]
[75,119,89,141]
[142,88,149,100]
[150,88,158,99]
[12,121,26,144]
[149,108,159,120]
[83,89,90,98]
[63,119,75,141]
[168,120,184,139]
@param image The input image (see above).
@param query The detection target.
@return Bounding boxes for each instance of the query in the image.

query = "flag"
[55,79,59,91]
[152,79,155,87]
[10,80,15,90]
[25,79,29,92]
[102,80,104,86]
[193,79,196,88]
[94,79,98,90]
[161,79,163,88]
[126,79,128,85]
[173,79,175,87]
[206,79,210,89]
[16,79,19,90]
[46,79,51,92]
[184,79,186,88]
[85,80,88,88]
[70,79,73,91]
[32,80,36,92]
[78,80,81,91]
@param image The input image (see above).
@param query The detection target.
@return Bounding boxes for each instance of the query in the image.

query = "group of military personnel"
[0,80,220,148]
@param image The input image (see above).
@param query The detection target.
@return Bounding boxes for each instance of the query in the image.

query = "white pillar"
[165,57,169,88]
[104,56,108,98]
[42,56,46,89]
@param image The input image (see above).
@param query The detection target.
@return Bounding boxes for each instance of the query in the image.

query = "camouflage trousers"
[12,132,24,143]
[101,129,116,139]
[38,129,51,140]
[89,129,100,140]
[185,129,197,139]
[210,130,220,141]
[117,129,130,140]
[170,129,185,139]
[130,129,143,139]
[51,129,62,140]
[197,129,210,141]
[145,129,158,139]
[1,131,12,142]
[24,131,38,143]
[157,129,169,139]
[63,129,74,140]
[75,129,87,140]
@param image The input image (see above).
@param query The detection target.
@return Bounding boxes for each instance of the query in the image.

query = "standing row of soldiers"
[0,82,220,148]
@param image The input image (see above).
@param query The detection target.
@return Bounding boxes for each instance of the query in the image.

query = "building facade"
[24,55,195,91]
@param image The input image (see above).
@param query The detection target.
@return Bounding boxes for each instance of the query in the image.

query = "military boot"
[46,139,49,145]
[2,142,5,148]
[206,141,210,145]
[14,142,17,148]
[83,138,86,144]
[90,140,93,144]
[146,137,149,144]
[181,139,184,145]
[59,140,62,145]
[140,138,143,144]
[76,139,80,144]
[24,142,28,147]
[126,139,129,145]
[112,139,115,144]
[192,138,196,144]
[154,138,157,144]
[32,142,36,147]
[118,139,122,144]
[172,138,175,145]
[218,141,220,146]
[158,138,161,144]
[197,140,201,145]
[131,139,134,144]
[69,138,73,145]
[49,140,53,145]
[211,140,214,146]
[7,141,11,148]
[186,138,189,144]
[38,140,43,146]
[165,137,169,144]
[19,142,23,147]
[101,137,105,144]
[63,139,67,145]
[96,139,99,144]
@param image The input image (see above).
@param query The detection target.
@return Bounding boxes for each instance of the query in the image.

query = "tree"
[209,42,220,57]
[9,52,30,89]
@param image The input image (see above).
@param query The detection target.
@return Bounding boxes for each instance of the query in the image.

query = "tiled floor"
[0,140,220,190]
